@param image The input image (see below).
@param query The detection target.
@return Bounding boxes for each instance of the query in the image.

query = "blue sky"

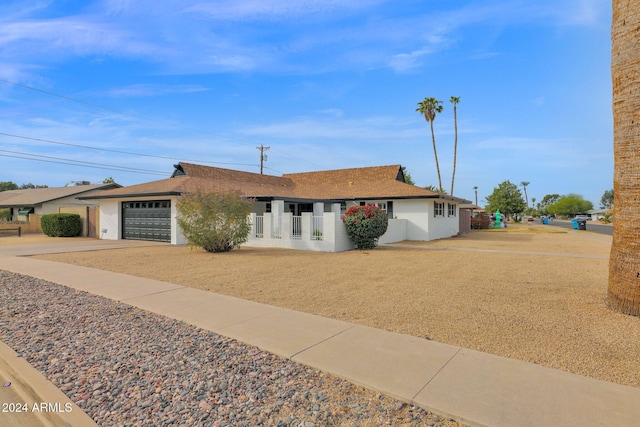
[0,0,612,207]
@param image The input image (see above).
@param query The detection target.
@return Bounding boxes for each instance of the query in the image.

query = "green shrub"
[176,190,252,253]
[342,205,388,250]
[41,213,82,237]
[0,208,10,221]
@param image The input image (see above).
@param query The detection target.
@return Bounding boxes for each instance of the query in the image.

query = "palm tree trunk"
[430,120,443,193]
[450,104,458,196]
[608,0,640,315]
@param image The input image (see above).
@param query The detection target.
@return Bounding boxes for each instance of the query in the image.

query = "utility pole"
[257,145,270,174]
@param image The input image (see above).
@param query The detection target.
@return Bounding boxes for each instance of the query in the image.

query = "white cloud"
[240,115,422,141]
[1,0,611,80]
[388,47,435,72]
[181,0,385,22]
[319,109,343,118]
[545,0,607,26]
[102,84,210,98]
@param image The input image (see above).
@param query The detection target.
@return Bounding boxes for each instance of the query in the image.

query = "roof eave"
[78,191,183,200]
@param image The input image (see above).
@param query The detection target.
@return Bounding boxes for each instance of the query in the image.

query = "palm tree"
[473,186,478,206]
[450,96,461,196]
[416,97,444,192]
[608,0,640,316]
[520,181,530,209]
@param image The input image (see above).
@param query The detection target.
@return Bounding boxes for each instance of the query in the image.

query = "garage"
[122,200,171,242]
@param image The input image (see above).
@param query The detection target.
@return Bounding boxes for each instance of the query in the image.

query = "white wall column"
[281,212,292,240]
[301,212,312,241]
[313,202,324,216]
[272,200,285,217]
[263,212,272,238]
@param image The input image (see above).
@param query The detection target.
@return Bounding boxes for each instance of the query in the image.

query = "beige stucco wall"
[57,206,97,237]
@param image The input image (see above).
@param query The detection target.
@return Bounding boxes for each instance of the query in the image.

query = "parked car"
[574,215,592,221]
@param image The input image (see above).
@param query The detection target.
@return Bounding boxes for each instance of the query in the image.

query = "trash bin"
[571,219,578,230]
[577,219,587,230]
[542,217,548,225]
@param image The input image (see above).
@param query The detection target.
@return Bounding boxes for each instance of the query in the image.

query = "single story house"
[81,162,470,252]
[0,182,121,237]
[586,208,610,221]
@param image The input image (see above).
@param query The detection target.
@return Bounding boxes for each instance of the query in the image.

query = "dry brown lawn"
[29,224,640,389]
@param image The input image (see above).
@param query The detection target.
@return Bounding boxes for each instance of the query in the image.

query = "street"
[543,219,613,236]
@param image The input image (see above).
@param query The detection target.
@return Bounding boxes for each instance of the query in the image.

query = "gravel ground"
[0,270,461,427]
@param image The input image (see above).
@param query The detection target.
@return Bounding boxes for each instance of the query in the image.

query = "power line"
[0,150,169,176]
[268,146,325,170]
[1,79,326,172]
[0,78,123,114]
[262,166,283,175]
[1,78,226,138]
[0,132,259,168]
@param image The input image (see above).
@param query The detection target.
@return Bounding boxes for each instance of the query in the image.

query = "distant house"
[0,182,121,237]
[586,208,610,221]
[81,163,470,251]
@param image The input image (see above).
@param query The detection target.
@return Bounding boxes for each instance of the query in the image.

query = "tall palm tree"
[450,96,461,196]
[473,186,478,206]
[608,0,640,316]
[520,181,530,209]
[416,97,444,192]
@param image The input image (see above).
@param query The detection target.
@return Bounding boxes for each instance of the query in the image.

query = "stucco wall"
[171,200,186,245]
[245,212,354,252]
[391,199,430,240]
[99,199,120,240]
[427,202,460,240]
[58,206,90,237]
[41,194,98,215]
[378,219,407,244]
[96,195,459,249]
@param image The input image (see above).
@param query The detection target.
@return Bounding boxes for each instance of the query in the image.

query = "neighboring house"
[586,208,610,221]
[81,162,470,252]
[0,182,121,237]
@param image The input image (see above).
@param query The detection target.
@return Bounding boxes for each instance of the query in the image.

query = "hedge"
[41,213,82,237]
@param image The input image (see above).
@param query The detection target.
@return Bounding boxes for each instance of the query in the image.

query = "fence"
[0,214,42,234]
[246,212,352,252]
[312,216,323,240]
[253,215,263,238]
[292,216,302,239]
[271,215,281,239]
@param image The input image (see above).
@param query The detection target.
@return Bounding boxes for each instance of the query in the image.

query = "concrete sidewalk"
[1,240,640,426]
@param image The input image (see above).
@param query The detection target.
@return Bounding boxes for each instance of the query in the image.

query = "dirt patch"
[0,233,96,245]
[32,225,640,389]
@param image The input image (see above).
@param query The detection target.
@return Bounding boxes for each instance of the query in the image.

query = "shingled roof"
[83,162,469,203]
[0,183,121,207]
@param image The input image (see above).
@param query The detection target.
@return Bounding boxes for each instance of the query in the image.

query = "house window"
[377,202,387,212]
[265,203,271,213]
[448,203,457,217]
[434,201,444,217]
